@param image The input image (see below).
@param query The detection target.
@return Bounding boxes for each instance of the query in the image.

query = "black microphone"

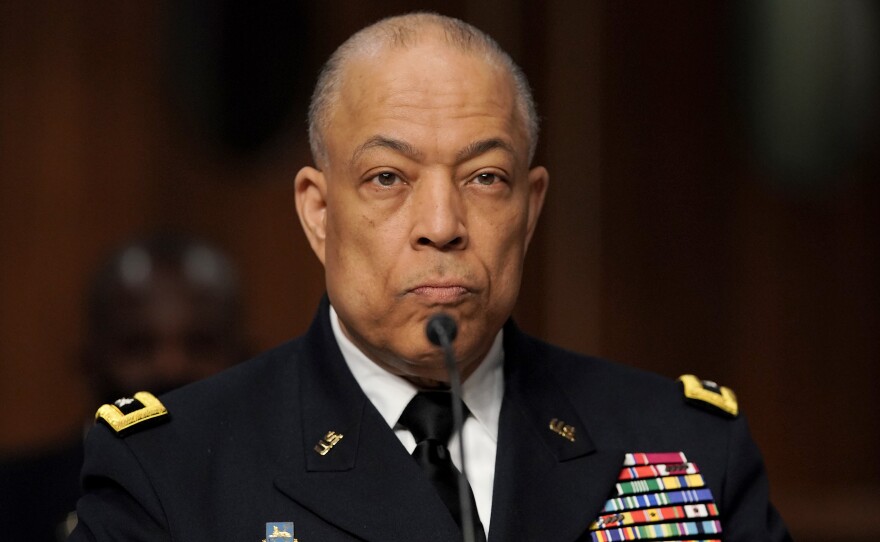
[425,313,478,542]
[426,313,458,347]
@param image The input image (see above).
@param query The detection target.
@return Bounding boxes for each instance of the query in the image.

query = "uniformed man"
[70,13,792,542]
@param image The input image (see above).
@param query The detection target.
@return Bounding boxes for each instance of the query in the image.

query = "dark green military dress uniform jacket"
[70,298,791,541]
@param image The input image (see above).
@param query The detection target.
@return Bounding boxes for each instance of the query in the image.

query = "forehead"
[325,42,527,163]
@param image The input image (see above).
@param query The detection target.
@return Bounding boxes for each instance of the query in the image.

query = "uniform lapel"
[488,323,624,542]
[273,299,460,542]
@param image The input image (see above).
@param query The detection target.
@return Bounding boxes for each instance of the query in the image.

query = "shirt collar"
[330,305,504,441]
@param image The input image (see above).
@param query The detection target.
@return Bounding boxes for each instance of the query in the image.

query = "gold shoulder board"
[95,391,169,435]
[678,374,739,418]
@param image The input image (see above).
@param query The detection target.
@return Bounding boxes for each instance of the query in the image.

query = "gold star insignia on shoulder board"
[678,374,739,418]
[95,391,169,435]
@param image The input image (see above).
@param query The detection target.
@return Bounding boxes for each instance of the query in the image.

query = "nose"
[411,175,467,250]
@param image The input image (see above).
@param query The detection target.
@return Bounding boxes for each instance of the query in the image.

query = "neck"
[337,318,487,387]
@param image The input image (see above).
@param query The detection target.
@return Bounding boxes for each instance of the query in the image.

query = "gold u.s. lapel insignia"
[264,522,298,542]
[549,418,576,442]
[314,430,344,455]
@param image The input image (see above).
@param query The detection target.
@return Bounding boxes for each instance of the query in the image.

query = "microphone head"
[426,313,458,347]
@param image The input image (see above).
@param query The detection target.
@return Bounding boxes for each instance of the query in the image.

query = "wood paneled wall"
[1,2,877,540]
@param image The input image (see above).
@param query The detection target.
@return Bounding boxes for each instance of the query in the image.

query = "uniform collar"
[329,305,504,441]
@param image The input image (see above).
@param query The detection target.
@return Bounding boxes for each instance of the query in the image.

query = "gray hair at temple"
[307,12,540,168]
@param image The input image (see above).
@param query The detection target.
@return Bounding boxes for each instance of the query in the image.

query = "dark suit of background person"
[70,13,791,542]
[0,233,247,542]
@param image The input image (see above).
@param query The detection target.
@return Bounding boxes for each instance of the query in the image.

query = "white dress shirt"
[330,306,504,533]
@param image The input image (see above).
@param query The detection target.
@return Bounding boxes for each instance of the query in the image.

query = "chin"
[401,344,447,368]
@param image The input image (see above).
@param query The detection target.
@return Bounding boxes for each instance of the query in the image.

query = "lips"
[408,284,471,303]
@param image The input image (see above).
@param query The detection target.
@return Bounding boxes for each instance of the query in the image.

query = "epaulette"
[95,391,169,436]
[678,374,739,418]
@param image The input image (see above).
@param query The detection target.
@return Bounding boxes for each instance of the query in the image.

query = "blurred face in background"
[85,240,247,403]
[94,269,239,400]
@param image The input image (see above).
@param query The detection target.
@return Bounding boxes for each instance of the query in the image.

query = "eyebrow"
[455,138,516,163]
[350,136,424,166]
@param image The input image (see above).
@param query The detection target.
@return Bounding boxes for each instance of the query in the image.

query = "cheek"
[473,202,529,267]
[485,208,532,298]
[323,202,409,296]
[493,241,526,298]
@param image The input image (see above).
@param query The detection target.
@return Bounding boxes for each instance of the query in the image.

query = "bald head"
[307,12,538,168]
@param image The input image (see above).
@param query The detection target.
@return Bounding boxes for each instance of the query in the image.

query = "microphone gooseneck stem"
[429,316,477,542]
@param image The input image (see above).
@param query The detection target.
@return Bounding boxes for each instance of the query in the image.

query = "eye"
[371,171,402,187]
[472,172,503,186]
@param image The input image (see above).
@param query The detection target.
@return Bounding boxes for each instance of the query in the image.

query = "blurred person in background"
[0,232,250,542]
[82,232,250,405]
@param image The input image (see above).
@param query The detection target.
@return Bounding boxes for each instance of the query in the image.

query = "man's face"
[296,39,548,384]
[91,270,242,401]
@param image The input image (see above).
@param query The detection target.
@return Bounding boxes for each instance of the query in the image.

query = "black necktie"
[399,391,487,542]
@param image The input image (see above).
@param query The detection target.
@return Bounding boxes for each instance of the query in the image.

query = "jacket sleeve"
[68,424,171,542]
[720,414,793,542]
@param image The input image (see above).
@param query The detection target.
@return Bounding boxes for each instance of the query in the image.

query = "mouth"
[407,284,472,304]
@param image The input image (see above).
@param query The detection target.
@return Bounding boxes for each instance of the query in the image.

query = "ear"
[524,165,549,248]
[294,166,328,265]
